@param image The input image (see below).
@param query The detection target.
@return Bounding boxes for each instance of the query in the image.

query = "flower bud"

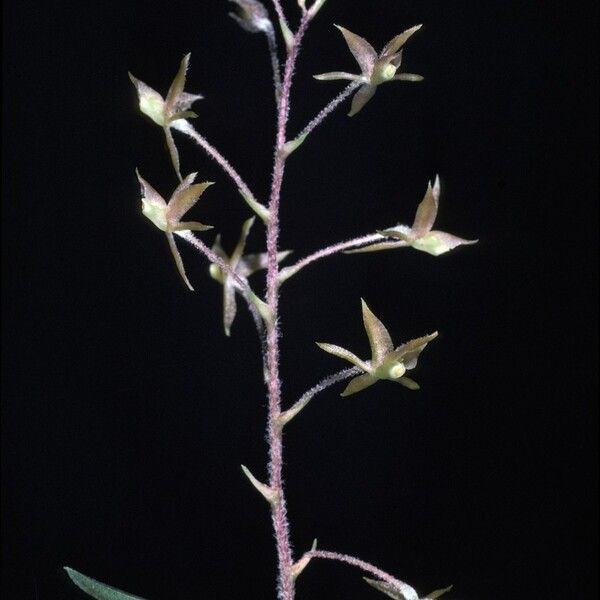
[228,0,272,34]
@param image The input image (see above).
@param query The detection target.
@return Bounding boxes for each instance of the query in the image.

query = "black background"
[2,1,598,599]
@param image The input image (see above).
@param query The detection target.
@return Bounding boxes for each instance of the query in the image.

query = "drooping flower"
[209,217,291,335]
[129,54,203,181]
[347,176,478,256]
[316,299,437,396]
[314,25,423,116]
[136,170,213,291]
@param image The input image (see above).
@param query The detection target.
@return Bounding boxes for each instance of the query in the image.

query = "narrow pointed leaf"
[165,53,190,114]
[340,373,377,396]
[361,299,394,364]
[167,232,194,290]
[412,179,439,236]
[348,84,377,116]
[363,577,419,600]
[381,24,422,57]
[64,567,148,600]
[335,25,377,75]
[316,343,370,371]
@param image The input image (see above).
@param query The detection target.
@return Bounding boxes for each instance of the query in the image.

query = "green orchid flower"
[365,577,453,600]
[314,24,423,116]
[129,54,203,181]
[380,176,478,256]
[316,299,437,396]
[348,176,478,256]
[209,217,291,335]
[136,170,213,291]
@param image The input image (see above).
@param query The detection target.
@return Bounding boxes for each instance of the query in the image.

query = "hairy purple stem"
[278,233,383,283]
[306,550,416,596]
[297,81,361,140]
[177,122,263,210]
[265,13,311,600]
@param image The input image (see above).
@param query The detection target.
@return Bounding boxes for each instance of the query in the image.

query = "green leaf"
[64,567,148,600]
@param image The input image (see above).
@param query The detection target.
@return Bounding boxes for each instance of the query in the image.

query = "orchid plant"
[66,1,476,599]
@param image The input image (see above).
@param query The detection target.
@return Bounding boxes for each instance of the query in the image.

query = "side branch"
[278,367,360,427]
[176,122,269,220]
[304,550,417,598]
[296,81,361,141]
[278,233,383,283]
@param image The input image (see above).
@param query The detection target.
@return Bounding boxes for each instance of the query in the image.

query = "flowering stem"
[270,0,288,29]
[278,233,383,283]
[296,81,361,141]
[279,367,361,427]
[264,13,311,600]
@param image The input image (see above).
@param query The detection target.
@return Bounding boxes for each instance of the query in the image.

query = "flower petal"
[313,71,363,81]
[391,332,438,368]
[230,217,255,268]
[412,176,440,236]
[136,170,167,208]
[397,376,420,390]
[334,25,377,76]
[167,180,214,224]
[129,73,166,126]
[424,585,453,599]
[164,126,183,181]
[344,240,408,254]
[363,577,419,600]
[414,231,478,256]
[166,231,194,290]
[361,299,394,365]
[393,73,424,82]
[380,24,422,58]
[165,53,190,115]
[348,83,377,116]
[223,281,238,336]
[340,373,377,397]
[316,343,371,372]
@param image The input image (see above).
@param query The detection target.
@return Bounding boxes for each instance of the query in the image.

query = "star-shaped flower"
[380,176,478,256]
[364,577,453,600]
[209,217,291,335]
[136,170,213,291]
[348,176,478,256]
[129,54,203,181]
[314,25,423,116]
[316,300,437,396]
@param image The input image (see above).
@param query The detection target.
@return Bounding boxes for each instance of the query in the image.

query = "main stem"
[264,15,310,600]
